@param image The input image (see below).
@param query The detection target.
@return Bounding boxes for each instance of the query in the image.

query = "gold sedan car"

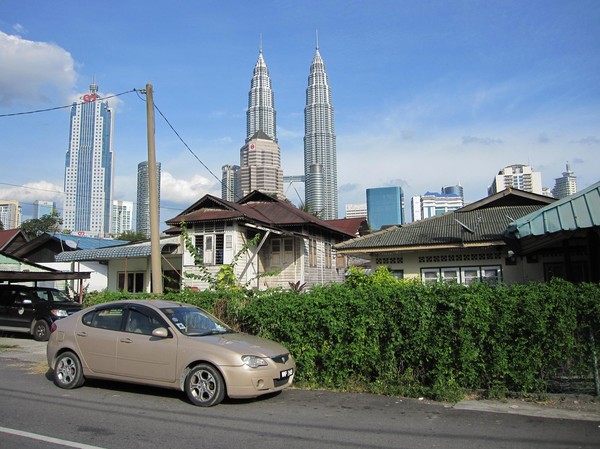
[47,300,295,406]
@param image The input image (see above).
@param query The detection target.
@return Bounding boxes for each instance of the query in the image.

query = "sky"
[0,0,599,227]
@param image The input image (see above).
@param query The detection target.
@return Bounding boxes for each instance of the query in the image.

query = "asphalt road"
[1,336,599,449]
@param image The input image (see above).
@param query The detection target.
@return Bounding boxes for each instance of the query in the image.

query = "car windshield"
[160,306,233,336]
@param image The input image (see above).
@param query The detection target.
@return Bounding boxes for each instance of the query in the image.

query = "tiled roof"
[336,205,544,252]
[166,191,355,239]
[0,229,25,250]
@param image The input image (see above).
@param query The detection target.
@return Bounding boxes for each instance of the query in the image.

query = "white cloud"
[0,31,77,106]
[160,171,217,204]
[0,181,64,203]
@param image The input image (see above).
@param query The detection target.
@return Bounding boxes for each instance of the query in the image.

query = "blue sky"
[0,0,598,225]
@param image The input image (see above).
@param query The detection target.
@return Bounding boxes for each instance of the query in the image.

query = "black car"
[0,285,82,341]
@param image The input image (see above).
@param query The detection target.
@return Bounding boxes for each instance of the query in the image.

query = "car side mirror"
[152,327,170,338]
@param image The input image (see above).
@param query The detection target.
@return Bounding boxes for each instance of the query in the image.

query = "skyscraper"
[246,42,276,142]
[0,200,20,229]
[239,131,283,198]
[367,187,404,230]
[63,83,114,237]
[304,37,338,219]
[237,43,283,199]
[411,191,464,222]
[221,164,240,202]
[552,162,577,199]
[136,161,161,238]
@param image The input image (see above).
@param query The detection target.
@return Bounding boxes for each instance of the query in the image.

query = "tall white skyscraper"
[63,83,114,237]
[487,164,543,196]
[304,37,338,219]
[111,200,133,236]
[136,161,161,238]
[552,162,577,199]
[237,43,283,199]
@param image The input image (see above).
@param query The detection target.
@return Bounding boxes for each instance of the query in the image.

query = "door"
[115,307,178,382]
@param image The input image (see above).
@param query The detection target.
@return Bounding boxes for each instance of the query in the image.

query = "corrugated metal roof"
[56,237,180,262]
[504,180,600,239]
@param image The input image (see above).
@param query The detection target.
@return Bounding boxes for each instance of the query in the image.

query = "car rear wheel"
[33,320,50,341]
[185,363,225,407]
[54,351,85,389]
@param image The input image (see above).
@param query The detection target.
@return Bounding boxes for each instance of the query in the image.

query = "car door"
[6,288,36,330]
[75,305,126,375]
[114,305,178,383]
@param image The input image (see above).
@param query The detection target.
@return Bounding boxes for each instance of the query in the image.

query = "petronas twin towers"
[225,37,338,220]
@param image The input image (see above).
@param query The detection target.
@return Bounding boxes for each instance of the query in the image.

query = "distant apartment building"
[0,200,20,229]
[136,161,161,238]
[63,83,114,237]
[33,200,56,219]
[552,162,577,199]
[345,203,367,219]
[221,164,240,202]
[487,164,543,196]
[367,187,404,231]
[111,200,133,236]
[411,192,464,222]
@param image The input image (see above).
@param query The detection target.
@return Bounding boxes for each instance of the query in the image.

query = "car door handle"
[120,338,133,344]
[76,332,88,337]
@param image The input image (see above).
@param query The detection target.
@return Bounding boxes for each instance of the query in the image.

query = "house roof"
[166,191,355,239]
[326,217,368,236]
[56,236,180,262]
[0,229,28,251]
[503,180,600,253]
[12,232,128,259]
[336,189,555,254]
[0,251,91,282]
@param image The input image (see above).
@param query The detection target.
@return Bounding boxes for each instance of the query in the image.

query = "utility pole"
[144,83,163,293]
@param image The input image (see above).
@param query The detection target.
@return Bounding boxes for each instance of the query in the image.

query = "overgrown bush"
[84,272,600,402]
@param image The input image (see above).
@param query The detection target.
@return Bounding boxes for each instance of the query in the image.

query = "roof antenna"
[315,29,319,50]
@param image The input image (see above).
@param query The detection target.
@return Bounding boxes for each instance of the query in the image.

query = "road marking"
[0,426,107,449]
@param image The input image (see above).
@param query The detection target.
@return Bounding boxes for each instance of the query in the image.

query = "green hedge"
[84,271,600,401]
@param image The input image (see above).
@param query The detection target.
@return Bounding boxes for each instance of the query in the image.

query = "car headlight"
[241,355,268,368]
[51,309,68,318]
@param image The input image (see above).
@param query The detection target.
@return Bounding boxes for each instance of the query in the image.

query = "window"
[324,243,332,269]
[125,309,163,335]
[309,239,317,268]
[421,269,439,283]
[83,307,125,331]
[194,233,225,265]
[270,238,295,267]
[461,267,480,285]
[118,272,145,293]
[441,268,460,283]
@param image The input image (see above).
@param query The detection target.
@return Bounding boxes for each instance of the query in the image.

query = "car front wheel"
[185,363,225,407]
[54,351,85,389]
[33,319,50,341]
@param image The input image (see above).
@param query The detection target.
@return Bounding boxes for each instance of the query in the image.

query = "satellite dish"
[65,239,78,249]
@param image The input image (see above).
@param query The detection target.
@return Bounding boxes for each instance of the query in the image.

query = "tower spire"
[259,32,263,54]
[315,29,319,50]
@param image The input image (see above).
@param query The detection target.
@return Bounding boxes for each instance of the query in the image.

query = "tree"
[115,230,148,242]
[20,211,62,239]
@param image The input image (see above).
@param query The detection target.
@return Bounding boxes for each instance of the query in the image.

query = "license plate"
[280,368,294,379]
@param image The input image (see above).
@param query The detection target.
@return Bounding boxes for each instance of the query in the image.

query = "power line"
[0,89,137,118]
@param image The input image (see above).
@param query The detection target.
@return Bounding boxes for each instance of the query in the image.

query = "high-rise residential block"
[33,200,56,219]
[0,200,20,229]
[136,161,161,238]
[487,164,543,196]
[63,83,114,237]
[552,162,577,199]
[111,200,133,236]
[367,187,404,231]
[304,38,338,219]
